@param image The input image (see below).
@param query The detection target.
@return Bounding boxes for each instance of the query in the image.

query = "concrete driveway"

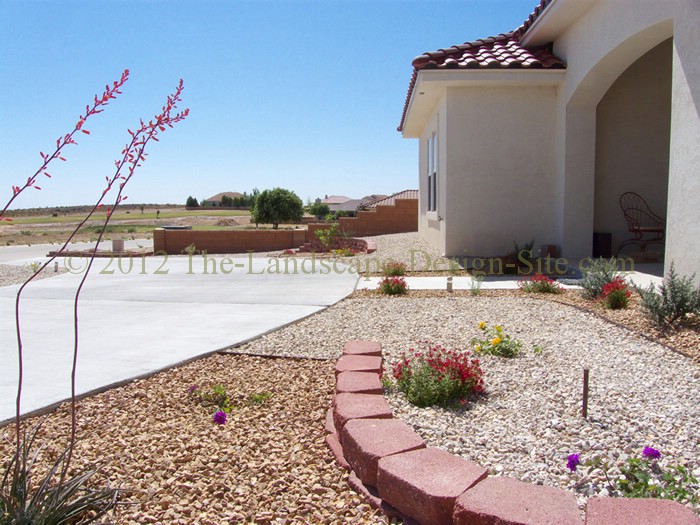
[0,243,359,423]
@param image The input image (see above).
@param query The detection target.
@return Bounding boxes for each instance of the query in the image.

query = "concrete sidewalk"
[356,269,663,291]
[0,251,358,424]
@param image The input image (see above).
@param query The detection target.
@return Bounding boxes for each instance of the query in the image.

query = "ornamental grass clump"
[387,341,484,408]
[471,322,522,358]
[567,447,699,506]
[518,273,563,294]
[636,263,700,328]
[600,276,631,309]
[378,276,408,295]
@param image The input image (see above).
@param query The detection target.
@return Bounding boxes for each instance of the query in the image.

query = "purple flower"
[213,410,227,425]
[642,447,661,460]
[567,453,581,472]
[187,384,199,393]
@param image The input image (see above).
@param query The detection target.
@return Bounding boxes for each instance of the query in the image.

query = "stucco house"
[399,0,699,277]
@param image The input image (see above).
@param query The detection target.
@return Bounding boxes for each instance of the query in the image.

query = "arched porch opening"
[593,38,672,262]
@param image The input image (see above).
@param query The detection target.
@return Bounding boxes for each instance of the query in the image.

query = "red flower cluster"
[518,272,562,293]
[600,276,631,309]
[392,340,484,394]
[601,276,631,299]
[378,276,408,295]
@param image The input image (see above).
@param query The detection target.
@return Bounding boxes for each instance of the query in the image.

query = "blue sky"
[1,0,536,209]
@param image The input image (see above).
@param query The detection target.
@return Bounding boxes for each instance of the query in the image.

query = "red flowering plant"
[518,273,563,294]
[378,276,409,295]
[386,341,484,407]
[1,71,188,523]
[382,260,407,277]
[600,276,631,309]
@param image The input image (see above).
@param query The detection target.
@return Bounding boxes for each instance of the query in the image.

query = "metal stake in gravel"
[446,276,453,292]
[582,368,590,419]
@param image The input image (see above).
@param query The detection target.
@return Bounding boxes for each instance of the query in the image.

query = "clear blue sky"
[1,0,536,209]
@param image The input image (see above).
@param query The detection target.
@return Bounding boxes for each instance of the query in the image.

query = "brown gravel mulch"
[0,355,386,525]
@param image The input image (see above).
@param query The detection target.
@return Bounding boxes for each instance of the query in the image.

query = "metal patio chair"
[616,191,665,256]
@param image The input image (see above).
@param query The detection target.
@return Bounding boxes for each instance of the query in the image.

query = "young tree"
[309,202,330,220]
[185,195,199,207]
[251,187,303,229]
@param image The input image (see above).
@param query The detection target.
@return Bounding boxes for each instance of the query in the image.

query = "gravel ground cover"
[0,263,67,286]
[2,232,698,522]
[232,293,700,514]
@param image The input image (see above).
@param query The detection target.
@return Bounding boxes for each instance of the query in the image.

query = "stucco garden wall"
[443,86,559,257]
[594,39,672,255]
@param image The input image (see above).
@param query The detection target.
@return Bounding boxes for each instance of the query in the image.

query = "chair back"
[619,192,664,231]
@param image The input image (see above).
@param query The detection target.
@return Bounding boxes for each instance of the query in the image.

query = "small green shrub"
[470,274,483,295]
[580,257,620,299]
[247,391,273,405]
[382,261,407,277]
[518,273,563,294]
[377,276,408,295]
[188,384,234,413]
[387,341,484,407]
[315,223,339,251]
[470,322,522,358]
[636,263,700,327]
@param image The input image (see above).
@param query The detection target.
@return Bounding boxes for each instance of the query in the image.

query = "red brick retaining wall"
[326,340,700,525]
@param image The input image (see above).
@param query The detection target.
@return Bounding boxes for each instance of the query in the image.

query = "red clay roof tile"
[398,1,564,132]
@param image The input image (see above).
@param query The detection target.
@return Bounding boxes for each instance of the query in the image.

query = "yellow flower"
[474,345,481,353]
[491,337,502,345]
[495,325,503,332]
[478,321,487,330]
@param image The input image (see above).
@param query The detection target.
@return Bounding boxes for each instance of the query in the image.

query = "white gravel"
[0,263,66,287]
[231,284,699,513]
[233,234,699,516]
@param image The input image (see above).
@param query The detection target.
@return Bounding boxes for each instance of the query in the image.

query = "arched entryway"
[593,38,672,262]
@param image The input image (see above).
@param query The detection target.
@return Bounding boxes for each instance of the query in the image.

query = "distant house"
[364,190,417,209]
[321,194,390,215]
[321,195,352,205]
[202,192,244,207]
[399,0,699,277]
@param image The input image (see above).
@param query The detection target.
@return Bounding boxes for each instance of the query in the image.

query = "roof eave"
[520,0,597,47]
[400,68,566,137]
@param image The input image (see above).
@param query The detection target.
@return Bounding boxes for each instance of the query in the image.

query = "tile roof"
[398,0,564,132]
[365,189,418,208]
[513,0,555,40]
[205,191,244,202]
[411,33,564,71]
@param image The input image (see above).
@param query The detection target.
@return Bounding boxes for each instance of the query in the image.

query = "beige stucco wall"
[666,1,700,277]
[551,0,699,276]
[594,39,672,254]
[442,86,559,257]
[417,95,447,253]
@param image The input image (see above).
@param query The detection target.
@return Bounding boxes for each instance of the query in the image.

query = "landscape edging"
[324,340,700,525]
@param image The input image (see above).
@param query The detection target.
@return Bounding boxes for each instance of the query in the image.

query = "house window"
[427,131,438,212]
